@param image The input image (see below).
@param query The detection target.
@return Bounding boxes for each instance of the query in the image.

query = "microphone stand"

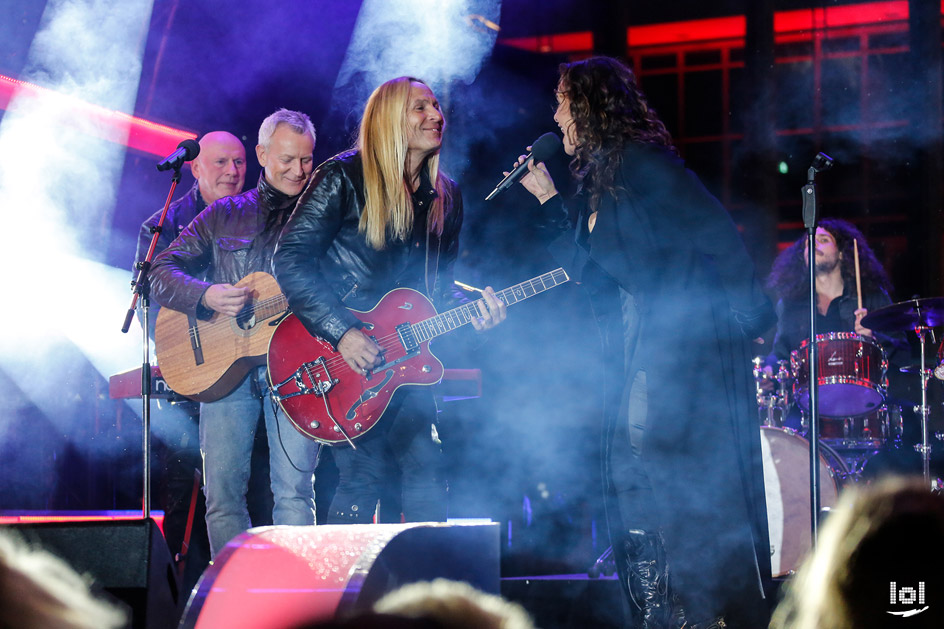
[121,164,183,519]
[801,152,833,547]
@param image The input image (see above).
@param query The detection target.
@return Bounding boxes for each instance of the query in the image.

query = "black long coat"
[547,142,776,625]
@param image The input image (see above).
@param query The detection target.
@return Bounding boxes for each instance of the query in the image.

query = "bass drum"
[760,427,848,577]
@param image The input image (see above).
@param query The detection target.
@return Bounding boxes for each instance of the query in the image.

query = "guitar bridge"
[271,356,337,400]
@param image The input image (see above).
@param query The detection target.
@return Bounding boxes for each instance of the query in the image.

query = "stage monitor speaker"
[181,521,499,629]
[7,518,180,629]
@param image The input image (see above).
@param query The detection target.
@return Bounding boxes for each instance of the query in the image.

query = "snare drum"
[760,426,848,577]
[791,332,887,418]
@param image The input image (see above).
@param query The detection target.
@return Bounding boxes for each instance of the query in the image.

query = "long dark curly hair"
[766,218,893,301]
[558,56,676,212]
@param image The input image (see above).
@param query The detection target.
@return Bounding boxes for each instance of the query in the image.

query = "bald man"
[134,131,247,334]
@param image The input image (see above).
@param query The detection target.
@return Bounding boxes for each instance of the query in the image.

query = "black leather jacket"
[150,175,299,315]
[273,150,463,347]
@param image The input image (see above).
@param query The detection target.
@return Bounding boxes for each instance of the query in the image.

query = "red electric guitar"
[267,268,570,445]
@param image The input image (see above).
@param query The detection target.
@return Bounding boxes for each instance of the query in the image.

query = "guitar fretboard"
[410,268,570,343]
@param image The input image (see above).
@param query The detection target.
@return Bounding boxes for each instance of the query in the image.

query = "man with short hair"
[150,109,320,556]
[134,131,247,338]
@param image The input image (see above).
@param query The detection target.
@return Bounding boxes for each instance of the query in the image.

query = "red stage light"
[0,73,196,158]
[0,510,165,535]
[498,1,939,53]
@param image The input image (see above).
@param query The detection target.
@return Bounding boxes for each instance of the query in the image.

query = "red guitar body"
[267,288,445,445]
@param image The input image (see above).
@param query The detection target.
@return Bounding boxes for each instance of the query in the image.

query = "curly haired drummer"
[766,217,896,361]
[763,218,912,451]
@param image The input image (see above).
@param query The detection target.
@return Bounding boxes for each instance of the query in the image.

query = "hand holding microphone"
[485,132,561,201]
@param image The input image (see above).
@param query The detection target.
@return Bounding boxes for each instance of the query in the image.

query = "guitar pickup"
[396,322,418,352]
[369,348,420,376]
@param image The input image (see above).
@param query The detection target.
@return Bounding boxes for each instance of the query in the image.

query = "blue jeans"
[199,367,320,557]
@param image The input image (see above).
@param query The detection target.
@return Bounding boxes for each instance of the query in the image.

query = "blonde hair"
[357,76,448,250]
[0,531,126,629]
[374,578,535,629]
[770,477,944,628]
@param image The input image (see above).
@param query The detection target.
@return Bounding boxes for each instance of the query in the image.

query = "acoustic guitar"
[155,272,287,402]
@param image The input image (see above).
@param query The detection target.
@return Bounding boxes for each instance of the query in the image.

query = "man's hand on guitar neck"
[338,327,384,374]
[202,283,251,317]
[470,286,507,332]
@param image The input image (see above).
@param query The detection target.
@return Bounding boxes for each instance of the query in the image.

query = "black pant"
[327,389,446,523]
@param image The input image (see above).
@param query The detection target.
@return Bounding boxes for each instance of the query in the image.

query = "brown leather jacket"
[150,174,299,316]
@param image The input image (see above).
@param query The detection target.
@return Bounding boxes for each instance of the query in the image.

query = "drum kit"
[754,297,944,576]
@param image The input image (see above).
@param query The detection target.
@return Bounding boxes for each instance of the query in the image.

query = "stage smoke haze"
[330,0,501,133]
[0,0,156,492]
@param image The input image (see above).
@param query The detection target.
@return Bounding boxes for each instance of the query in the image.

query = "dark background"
[0,0,941,576]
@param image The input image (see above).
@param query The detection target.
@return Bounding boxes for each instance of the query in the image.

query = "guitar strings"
[185,294,288,341]
[184,269,566,346]
[308,295,495,377]
[300,272,567,377]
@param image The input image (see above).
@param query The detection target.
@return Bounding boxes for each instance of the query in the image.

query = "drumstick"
[853,238,862,310]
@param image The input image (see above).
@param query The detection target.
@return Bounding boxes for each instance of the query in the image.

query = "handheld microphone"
[156,139,200,172]
[485,132,562,201]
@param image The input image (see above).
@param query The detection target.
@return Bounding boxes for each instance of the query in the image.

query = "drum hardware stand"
[801,151,834,545]
[752,358,792,427]
[913,323,933,485]
[863,299,944,488]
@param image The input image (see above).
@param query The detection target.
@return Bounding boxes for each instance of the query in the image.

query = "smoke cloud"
[0,0,156,494]
[329,0,501,136]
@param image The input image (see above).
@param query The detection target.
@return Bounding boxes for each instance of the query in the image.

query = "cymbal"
[861,297,944,332]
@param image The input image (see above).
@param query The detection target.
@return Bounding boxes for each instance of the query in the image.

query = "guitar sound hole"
[235,303,257,330]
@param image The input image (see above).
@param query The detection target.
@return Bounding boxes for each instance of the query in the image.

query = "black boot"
[619,529,671,628]
[671,598,726,629]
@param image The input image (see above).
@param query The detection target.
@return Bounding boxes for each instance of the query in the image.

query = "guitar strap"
[423,217,441,300]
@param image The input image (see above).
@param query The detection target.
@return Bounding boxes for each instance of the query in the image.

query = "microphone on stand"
[810,151,834,173]
[156,139,200,172]
[485,132,562,201]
